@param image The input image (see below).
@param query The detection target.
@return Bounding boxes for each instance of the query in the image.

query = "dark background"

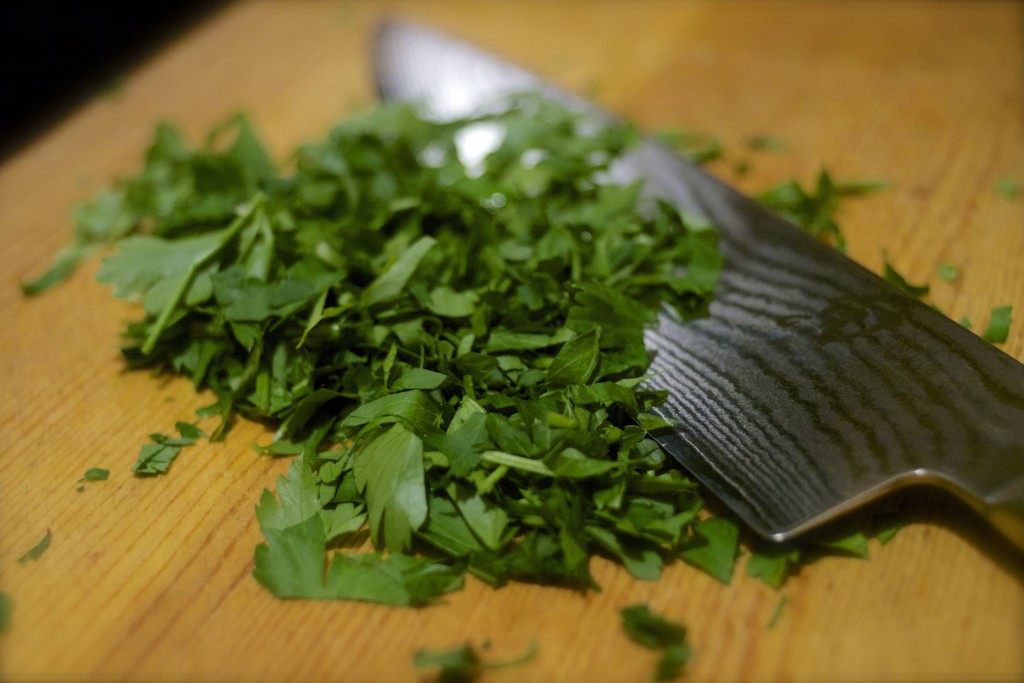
[1,2,226,157]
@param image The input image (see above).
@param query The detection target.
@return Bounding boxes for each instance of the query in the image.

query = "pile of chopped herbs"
[26,93,987,681]
[29,98,756,604]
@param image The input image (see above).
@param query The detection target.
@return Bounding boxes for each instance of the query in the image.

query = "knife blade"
[372,20,1024,550]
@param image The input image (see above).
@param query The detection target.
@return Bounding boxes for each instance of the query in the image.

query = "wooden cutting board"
[1,2,1022,681]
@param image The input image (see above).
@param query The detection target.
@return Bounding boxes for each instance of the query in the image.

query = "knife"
[372,20,1024,551]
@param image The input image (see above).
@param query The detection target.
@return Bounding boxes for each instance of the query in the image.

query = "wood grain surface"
[1,2,1022,682]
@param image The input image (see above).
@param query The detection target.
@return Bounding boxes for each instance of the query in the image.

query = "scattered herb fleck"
[872,513,908,545]
[882,254,930,299]
[995,176,1021,199]
[756,169,888,252]
[814,528,870,558]
[413,640,536,683]
[746,134,787,152]
[654,128,724,165]
[766,595,787,629]
[99,75,127,101]
[0,592,11,633]
[678,516,740,584]
[982,305,1013,343]
[79,467,110,483]
[752,165,1019,353]
[620,603,691,681]
[133,423,206,475]
[17,529,52,564]
[746,544,801,588]
[937,263,958,283]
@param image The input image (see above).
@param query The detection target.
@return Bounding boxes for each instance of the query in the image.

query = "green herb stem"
[479,450,554,477]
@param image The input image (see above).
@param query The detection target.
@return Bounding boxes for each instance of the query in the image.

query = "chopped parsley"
[677,516,741,584]
[620,603,692,681]
[17,529,52,564]
[23,86,989,669]
[872,511,909,545]
[133,423,206,475]
[995,176,1021,199]
[0,592,11,633]
[937,263,959,283]
[745,134,787,152]
[237,99,725,598]
[413,640,536,683]
[654,128,724,165]
[79,467,110,483]
[756,170,889,252]
[32,98,747,602]
[882,254,930,299]
[766,595,787,629]
[982,305,1013,343]
[746,545,801,589]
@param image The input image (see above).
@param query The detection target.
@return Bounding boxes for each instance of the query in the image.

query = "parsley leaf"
[678,516,740,584]
[414,643,483,683]
[252,514,330,598]
[132,422,205,475]
[937,263,959,283]
[17,529,52,564]
[746,134,787,152]
[79,467,110,483]
[353,423,429,553]
[982,305,1013,343]
[254,514,463,604]
[21,190,138,295]
[995,176,1022,199]
[812,528,870,558]
[363,235,437,307]
[766,595,787,629]
[546,327,601,386]
[757,169,888,251]
[254,457,323,531]
[620,603,691,681]
[413,641,536,683]
[0,592,11,633]
[746,545,801,588]
[882,254,930,299]
[652,129,723,165]
[253,454,458,603]
[873,512,909,545]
